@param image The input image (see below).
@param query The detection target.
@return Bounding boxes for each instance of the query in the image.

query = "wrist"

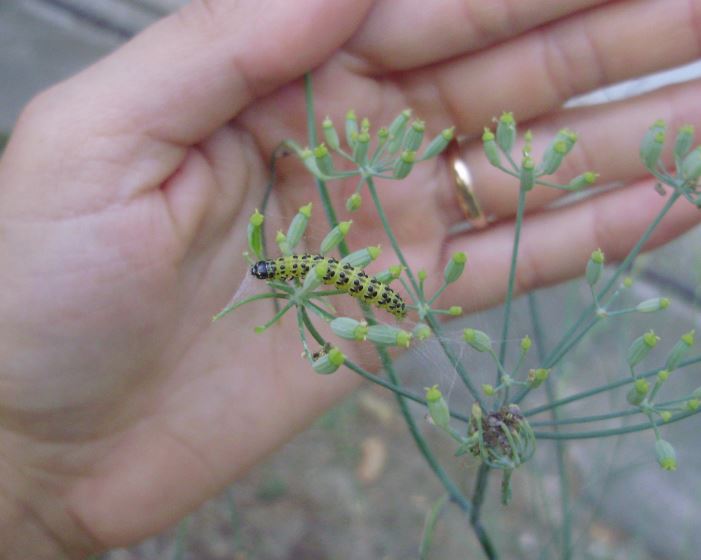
[0,447,96,559]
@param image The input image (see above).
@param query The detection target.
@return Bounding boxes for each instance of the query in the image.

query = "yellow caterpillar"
[251,254,406,319]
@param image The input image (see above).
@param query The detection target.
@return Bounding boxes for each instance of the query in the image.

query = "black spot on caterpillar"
[251,254,407,319]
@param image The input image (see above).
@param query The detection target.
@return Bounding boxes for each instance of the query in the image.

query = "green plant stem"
[420,494,449,560]
[470,464,497,559]
[300,306,327,347]
[528,293,571,560]
[534,407,700,440]
[497,186,528,384]
[529,395,693,427]
[366,176,420,298]
[303,74,350,257]
[523,354,701,417]
[213,292,288,321]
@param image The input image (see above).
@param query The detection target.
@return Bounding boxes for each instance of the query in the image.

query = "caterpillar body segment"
[251,254,406,319]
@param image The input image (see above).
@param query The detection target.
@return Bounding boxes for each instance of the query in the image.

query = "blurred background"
[2,2,701,558]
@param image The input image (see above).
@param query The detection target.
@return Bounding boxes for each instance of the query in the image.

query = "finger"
[442,181,700,312]
[36,0,374,146]
[436,77,701,225]
[346,0,610,70]
[403,0,701,132]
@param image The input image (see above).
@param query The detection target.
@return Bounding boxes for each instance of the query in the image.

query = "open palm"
[1,0,699,555]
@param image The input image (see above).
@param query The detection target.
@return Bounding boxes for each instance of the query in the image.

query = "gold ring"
[448,138,488,229]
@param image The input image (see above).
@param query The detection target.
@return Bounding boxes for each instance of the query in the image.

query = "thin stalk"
[528,293,571,560]
[523,354,701,417]
[366,176,420,298]
[497,186,527,384]
[303,74,350,256]
[470,464,497,560]
[213,292,288,321]
[300,306,327,347]
[172,518,189,560]
[534,407,700,440]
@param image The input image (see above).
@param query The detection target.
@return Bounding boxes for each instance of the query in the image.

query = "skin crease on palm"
[0,0,700,556]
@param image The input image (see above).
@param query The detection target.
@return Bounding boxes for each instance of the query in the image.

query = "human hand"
[0,0,699,556]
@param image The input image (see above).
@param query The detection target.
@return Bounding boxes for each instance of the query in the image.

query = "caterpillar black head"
[251,260,274,279]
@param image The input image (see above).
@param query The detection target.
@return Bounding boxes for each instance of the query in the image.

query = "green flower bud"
[330,317,368,341]
[322,117,340,151]
[300,148,330,180]
[660,410,672,423]
[463,328,493,353]
[520,335,532,353]
[626,386,646,406]
[300,261,327,293]
[482,384,495,396]
[471,403,483,421]
[626,379,649,406]
[374,265,403,284]
[444,251,467,284]
[313,143,334,176]
[352,131,370,165]
[360,117,370,133]
[276,230,291,256]
[247,209,265,258]
[414,323,432,341]
[367,325,413,348]
[286,203,312,250]
[539,129,578,175]
[387,109,412,153]
[448,306,462,316]
[418,269,427,282]
[425,385,450,429]
[623,277,634,289]
[345,193,362,212]
[627,330,660,369]
[403,120,425,151]
[496,112,516,153]
[345,109,358,150]
[312,347,345,374]
[636,297,670,313]
[340,246,381,269]
[527,368,549,389]
[673,124,695,161]
[665,330,695,371]
[640,120,666,171]
[693,386,701,400]
[686,398,700,411]
[657,369,671,382]
[422,127,454,159]
[482,128,501,167]
[320,221,352,255]
[568,171,598,190]
[520,155,535,191]
[654,439,677,471]
[586,249,605,287]
[635,378,650,395]
[393,150,416,179]
[681,146,701,182]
